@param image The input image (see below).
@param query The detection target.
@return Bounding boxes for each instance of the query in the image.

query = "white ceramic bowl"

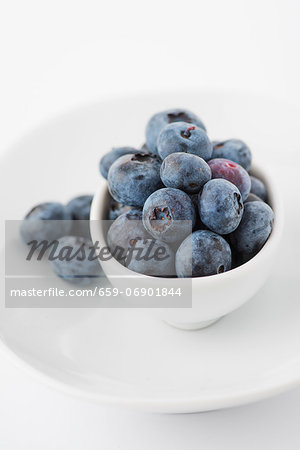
[90,163,284,330]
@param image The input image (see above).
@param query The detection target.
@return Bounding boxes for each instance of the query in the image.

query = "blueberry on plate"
[208,158,251,200]
[146,108,206,154]
[230,201,274,258]
[250,175,268,202]
[157,122,213,161]
[175,230,231,277]
[108,152,163,207]
[50,235,102,285]
[142,188,196,244]
[66,195,93,220]
[125,238,175,277]
[212,139,252,172]
[66,194,93,238]
[20,202,72,244]
[199,179,244,235]
[107,209,151,264]
[99,146,139,179]
[160,152,211,194]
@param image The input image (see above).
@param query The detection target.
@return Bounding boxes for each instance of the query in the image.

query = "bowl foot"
[165,317,222,331]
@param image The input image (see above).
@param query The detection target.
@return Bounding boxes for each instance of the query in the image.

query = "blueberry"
[99,146,139,179]
[189,193,199,216]
[199,179,244,234]
[20,202,72,244]
[231,248,245,269]
[142,188,196,244]
[107,209,151,264]
[212,139,252,171]
[230,201,274,258]
[66,195,93,220]
[208,158,251,200]
[250,175,268,202]
[157,122,212,161]
[189,194,208,230]
[66,194,93,238]
[49,235,102,285]
[125,238,175,277]
[108,196,135,221]
[175,230,231,277]
[244,193,263,203]
[160,153,211,194]
[146,108,206,154]
[108,152,163,207]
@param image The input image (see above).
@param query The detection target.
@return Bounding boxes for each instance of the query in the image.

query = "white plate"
[0,91,299,413]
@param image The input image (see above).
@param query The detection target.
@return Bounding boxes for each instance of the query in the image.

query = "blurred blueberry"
[66,194,93,238]
[250,175,268,202]
[50,235,102,285]
[244,193,263,203]
[66,195,93,220]
[20,202,72,244]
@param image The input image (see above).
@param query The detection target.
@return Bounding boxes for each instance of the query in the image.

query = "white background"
[1,0,300,448]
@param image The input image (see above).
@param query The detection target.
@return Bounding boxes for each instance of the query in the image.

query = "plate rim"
[1,335,300,413]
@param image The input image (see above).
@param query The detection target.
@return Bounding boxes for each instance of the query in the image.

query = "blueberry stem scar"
[181,126,196,139]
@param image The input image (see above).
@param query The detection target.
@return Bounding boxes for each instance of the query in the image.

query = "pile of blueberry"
[20,195,102,285]
[102,108,274,278]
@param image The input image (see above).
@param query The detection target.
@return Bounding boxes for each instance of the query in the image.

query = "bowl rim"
[90,161,284,283]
